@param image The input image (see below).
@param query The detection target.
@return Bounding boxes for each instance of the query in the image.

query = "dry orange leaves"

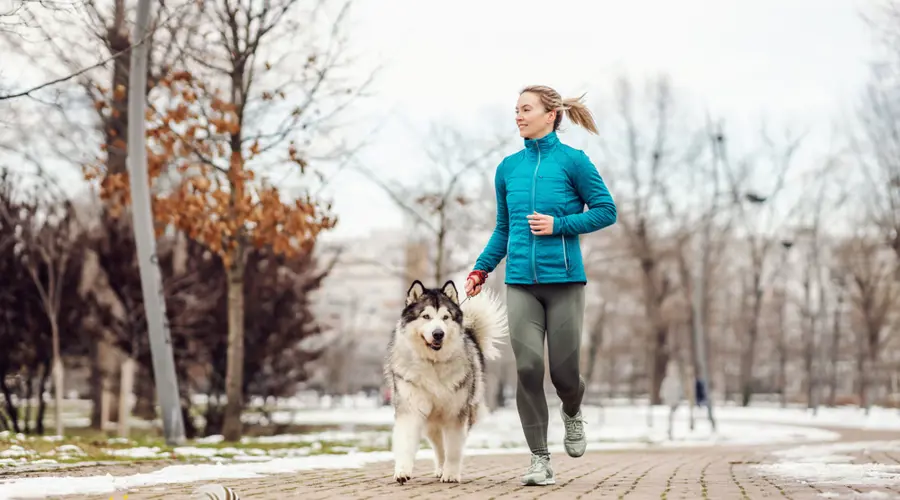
[83,70,336,266]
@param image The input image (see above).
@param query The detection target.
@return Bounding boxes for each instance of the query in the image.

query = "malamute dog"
[385,279,507,484]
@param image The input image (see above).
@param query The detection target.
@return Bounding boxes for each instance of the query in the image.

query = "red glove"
[466,270,488,297]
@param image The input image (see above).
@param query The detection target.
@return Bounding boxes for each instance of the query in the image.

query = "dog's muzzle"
[427,329,444,351]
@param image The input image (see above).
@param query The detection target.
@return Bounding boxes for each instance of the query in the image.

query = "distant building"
[305,229,408,394]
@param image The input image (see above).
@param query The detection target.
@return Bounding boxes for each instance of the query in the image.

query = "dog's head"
[401,279,464,355]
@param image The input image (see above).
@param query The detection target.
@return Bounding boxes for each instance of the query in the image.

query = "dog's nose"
[432,330,444,341]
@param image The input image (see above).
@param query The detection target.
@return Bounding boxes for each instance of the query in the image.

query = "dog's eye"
[422,314,431,320]
[442,315,449,320]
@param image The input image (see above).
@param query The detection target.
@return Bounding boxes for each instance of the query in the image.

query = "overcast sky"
[319,0,878,240]
[0,0,882,242]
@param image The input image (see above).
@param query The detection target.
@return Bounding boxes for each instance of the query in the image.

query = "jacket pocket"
[561,235,569,272]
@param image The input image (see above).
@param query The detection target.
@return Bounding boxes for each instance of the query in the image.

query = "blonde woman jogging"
[465,85,617,486]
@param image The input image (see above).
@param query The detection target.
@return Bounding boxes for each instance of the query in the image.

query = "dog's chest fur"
[391,347,473,418]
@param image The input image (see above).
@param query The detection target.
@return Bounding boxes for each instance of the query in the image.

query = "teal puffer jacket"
[473,131,616,284]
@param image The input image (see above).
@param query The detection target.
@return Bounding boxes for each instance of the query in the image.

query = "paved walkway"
[31,428,900,499]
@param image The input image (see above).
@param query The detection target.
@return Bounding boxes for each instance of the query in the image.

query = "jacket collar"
[524,130,560,154]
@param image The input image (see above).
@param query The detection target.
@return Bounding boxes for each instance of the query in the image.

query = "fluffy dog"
[384,279,507,484]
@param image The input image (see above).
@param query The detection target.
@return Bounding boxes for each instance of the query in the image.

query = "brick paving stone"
[6,428,896,499]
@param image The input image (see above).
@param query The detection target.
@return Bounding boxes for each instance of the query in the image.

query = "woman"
[465,85,616,486]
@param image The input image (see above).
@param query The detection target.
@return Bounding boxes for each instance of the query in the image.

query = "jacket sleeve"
[473,160,509,273]
[553,150,617,236]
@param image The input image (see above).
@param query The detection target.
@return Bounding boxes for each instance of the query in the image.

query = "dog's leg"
[392,410,424,484]
[439,417,468,483]
[424,421,446,478]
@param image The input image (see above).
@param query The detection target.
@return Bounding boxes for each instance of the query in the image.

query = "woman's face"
[516,92,554,139]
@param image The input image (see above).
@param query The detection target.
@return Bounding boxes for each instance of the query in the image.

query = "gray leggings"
[507,283,586,456]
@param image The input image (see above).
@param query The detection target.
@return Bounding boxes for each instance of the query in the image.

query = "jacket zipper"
[531,141,541,283]
[561,235,568,272]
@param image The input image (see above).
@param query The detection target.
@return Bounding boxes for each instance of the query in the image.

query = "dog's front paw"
[439,466,461,483]
[433,466,443,478]
[394,464,412,485]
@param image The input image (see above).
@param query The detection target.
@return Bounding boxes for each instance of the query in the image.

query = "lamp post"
[126,0,186,445]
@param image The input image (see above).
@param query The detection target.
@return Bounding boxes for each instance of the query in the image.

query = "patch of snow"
[196,435,225,444]
[103,447,168,459]
[0,452,396,498]
[55,445,86,457]
[754,441,900,488]
[173,447,248,458]
[0,446,35,458]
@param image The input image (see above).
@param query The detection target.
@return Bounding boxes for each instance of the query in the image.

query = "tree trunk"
[89,338,103,429]
[104,0,133,178]
[739,278,763,407]
[803,265,815,409]
[133,366,158,420]
[0,379,18,433]
[828,290,843,407]
[856,349,867,409]
[222,253,246,442]
[117,357,135,438]
[778,292,787,408]
[650,327,669,405]
[23,364,35,434]
[36,360,49,435]
[50,317,64,437]
[205,394,225,436]
[865,343,878,414]
[607,348,617,400]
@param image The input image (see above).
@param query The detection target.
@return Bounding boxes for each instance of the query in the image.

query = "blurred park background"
[1,0,900,466]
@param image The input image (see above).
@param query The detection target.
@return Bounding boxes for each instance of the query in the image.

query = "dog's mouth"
[424,339,442,351]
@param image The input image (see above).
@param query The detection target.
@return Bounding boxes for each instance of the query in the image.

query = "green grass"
[0,423,393,468]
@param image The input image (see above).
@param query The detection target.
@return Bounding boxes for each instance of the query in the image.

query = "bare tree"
[597,75,695,404]
[0,0,80,36]
[790,153,848,410]
[718,122,806,406]
[145,0,374,442]
[856,1,900,270]
[835,229,897,412]
[1,1,201,429]
[354,123,509,286]
[0,175,78,436]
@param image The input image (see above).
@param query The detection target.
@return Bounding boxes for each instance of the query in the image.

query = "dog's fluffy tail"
[461,287,508,361]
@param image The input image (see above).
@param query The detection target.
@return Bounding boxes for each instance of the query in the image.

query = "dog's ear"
[406,280,426,305]
[441,280,459,304]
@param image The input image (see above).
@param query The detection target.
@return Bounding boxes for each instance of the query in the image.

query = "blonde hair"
[520,85,599,135]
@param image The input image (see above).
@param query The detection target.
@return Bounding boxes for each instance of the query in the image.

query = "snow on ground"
[0,453,399,498]
[2,397,899,498]
[752,441,900,488]
[264,394,900,432]
[0,402,850,498]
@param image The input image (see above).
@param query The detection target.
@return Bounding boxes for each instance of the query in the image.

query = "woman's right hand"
[465,270,487,297]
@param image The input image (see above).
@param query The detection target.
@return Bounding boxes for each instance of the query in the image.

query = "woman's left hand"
[527,212,554,235]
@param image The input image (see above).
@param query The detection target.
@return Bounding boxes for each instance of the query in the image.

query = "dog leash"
[460,291,478,306]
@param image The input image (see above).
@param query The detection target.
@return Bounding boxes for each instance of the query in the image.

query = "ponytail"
[561,93,599,135]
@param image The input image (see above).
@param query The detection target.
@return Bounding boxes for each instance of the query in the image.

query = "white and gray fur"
[385,279,507,485]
